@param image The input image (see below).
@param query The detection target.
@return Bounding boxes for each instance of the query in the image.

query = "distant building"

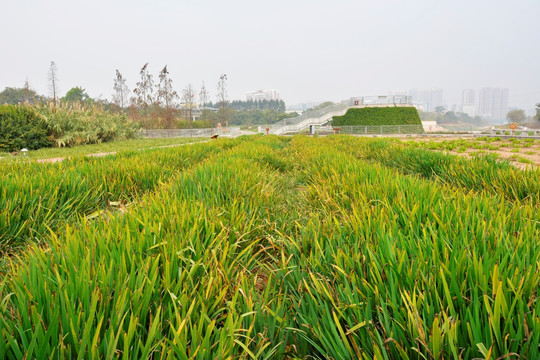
[478,88,493,118]
[388,91,408,97]
[478,88,508,121]
[408,88,443,112]
[246,89,280,101]
[462,89,476,117]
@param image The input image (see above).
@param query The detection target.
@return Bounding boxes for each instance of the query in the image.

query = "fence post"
[365,126,367,135]
[398,125,401,134]
[380,126,383,134]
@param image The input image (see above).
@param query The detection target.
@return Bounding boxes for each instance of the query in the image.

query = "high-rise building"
[408,88,443,112]
[492,88,509,121]
[478,88,493,118]
[246,89,280,101]
[478,88,508,121]
[462,89,476,117]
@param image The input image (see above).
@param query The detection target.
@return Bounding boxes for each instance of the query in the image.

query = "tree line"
[420,106,540,126]
[1,61,294,129]
[228,99,286,112]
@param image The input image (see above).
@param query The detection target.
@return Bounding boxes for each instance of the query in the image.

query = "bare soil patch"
[398,136,540,169]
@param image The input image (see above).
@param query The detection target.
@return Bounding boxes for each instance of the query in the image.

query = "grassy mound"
[332,106,422,126]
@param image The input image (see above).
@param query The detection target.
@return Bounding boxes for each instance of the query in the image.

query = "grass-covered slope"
[332,106,422,126]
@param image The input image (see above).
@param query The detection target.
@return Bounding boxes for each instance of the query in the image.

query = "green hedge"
[332,107,422,126]
[0,105,52,152]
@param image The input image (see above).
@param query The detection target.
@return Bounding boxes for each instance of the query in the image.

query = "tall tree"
[182,84,195,125]
[506,109,526,124]
[0,86,40,105]
[217,74,228,126]
[113,70,129,109]
[133,63,154,108]
[199,82,209,110]
[434,106,445,114]
[156,65,178,110]
[48,61,59,107]
[62,86,92,103]
[535,103,540,121]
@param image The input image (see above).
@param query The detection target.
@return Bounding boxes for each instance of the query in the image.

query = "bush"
[332,106,422,126]
[38,103,139,147]
[0,105,53,152]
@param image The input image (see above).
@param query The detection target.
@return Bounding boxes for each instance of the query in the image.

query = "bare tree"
[48,61,59,107]
[23,79,32,104]
[156,65,178,110]
[182,84,195,125]
[113,70,129,109]
[133,63,154,108]
[217,74,228,126]
[199,82,209,110]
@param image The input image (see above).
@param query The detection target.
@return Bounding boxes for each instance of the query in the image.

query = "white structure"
[246,89,280,101]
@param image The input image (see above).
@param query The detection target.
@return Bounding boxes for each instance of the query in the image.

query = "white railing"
[140,127,241,138]
[259,101,352,135]
[324,125,424,135]
[489,128,540,137]
[358,95,412,106]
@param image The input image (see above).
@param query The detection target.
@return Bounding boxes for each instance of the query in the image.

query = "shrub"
[0,104,53,151]
[38,102,139,147]
[332,106,422,126]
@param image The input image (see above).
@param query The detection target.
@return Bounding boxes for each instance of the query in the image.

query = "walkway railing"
[489,128,540,137]
[358,95,412,106]
[259,101,352,135]
[140,127,241,138]
[316,124,424,135]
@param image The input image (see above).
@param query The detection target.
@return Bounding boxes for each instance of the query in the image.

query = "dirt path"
[35,140,210,164]
[400,136,540,169]
[445,149,538,170]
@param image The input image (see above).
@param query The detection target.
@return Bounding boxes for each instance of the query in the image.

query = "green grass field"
[0,137,206,162]
[0,135,538,359]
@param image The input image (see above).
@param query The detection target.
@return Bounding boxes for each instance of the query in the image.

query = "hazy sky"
[1,0,539,109]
